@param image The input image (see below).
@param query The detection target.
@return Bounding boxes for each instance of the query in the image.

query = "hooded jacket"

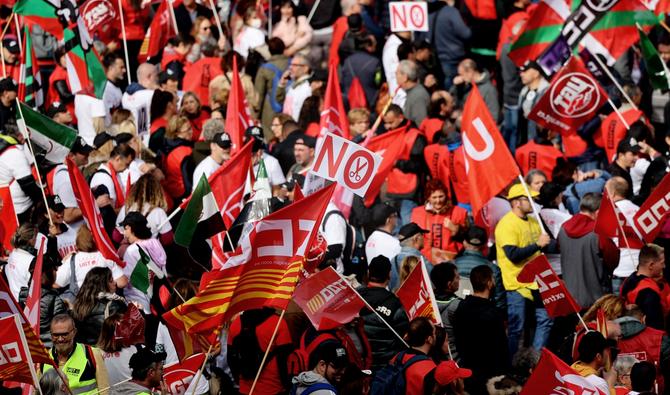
[621,272,669,331]
[290,371,337,395]
[558,213,619,307]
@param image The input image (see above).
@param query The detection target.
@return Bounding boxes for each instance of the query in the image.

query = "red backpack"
[286,332,339,377]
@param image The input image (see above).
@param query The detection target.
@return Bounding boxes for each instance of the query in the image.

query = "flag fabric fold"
[0,315,41,386]
[17,102,78,164]
[17,25,43,109]
[639,26,670,90]
[634,172,670,242]
[396,262,443,325]
[130,245,166,298]
[517,254,581,318]
[139,0,182,62]
[319,65,350,139]
[521,348,607,395]
[224,55,253,151]
[363,128,408,207]
[175,175,226,248]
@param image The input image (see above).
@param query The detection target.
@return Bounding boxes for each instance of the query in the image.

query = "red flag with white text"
[164,353,207,395]
[66,157,124,267]
[293,267,366,330]
[139,0,182,62]
[634,172,670,242]
[0,315,41,385]
[528,56,608,135]
[520,348,607,395]
[363,128,407,207]
[164,185,335,334]
[517,255,580,318]
[396,262,443,325]
[461,84,520,216]
[225,55,253,152]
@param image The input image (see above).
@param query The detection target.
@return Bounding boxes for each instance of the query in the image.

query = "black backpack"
[370,351,431,395]
[227,310,274,380]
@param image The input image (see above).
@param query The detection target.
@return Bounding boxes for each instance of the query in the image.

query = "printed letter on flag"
[634,172,670,242]
[520,348,607,395]
[311,132,382,197]
[461,84,519,216]
[293,267,366,330]
[396,263,442,325]
[517,255,580,318]
[164,353,207,395]
[0,315,40,386]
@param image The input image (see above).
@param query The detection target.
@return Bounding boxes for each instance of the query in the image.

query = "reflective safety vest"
[44,343,98,395]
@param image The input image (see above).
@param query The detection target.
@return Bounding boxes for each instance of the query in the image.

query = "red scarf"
[107,162,125,209]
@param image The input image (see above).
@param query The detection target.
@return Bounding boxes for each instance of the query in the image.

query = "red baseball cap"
[435,361,472,386]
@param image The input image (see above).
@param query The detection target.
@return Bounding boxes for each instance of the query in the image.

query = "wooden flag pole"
[517,174,548,235]
[15,98,54,228]
[607,98,630,130]
[13,14,21,55]
[168,0,180,35]
[14,314,44,395]
[117,0,133,82]
[207,0,226,44]
[0,12,14,41]
[190,338,216,395]
[249,309,287,395]
[591,50,638,111]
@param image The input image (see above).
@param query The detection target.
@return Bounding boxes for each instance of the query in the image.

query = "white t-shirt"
[253,153,286,187]
[5,248,34,300]
[321,203,347,273]
[55,251,125,289]
[0,146,34,214]
[233,26,266,59]
[122,239,167,313]
[122,88,154,137]
[103,81,123,125]
[631,158,650,196]
[101,347,134,386]
[90,163,124,206]
[74,94,106,146]
[382,34,406,108]
[192,156,221,189]
[365,229,401,264]
[156,323,210,395]
[613,199,641,278]
[116,204,172,238]
[283,78,312,121]
[55,224,78,258]
[583,373,610,395]
[51,164,84,230]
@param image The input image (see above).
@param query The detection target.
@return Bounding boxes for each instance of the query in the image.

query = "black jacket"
[40,287,67,349]
[75,295,127,345]
[357,285,409,371]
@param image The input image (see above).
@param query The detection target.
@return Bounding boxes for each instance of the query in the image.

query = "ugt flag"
[634,172,670,242]
[517,254,580,318]
[521,348,607,395]
[528,56,607,135]
[396,262,442,326]
[293,267,366,330]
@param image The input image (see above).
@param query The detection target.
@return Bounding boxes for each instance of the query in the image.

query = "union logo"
[549,72,600,119]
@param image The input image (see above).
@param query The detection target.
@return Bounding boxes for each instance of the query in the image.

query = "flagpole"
[207,0,226,44]
[590,52,638,111]
[364,87,400,142]
[0,35,6,78]
[13,15,21,55]
[248,309,287,395]
[518,175,547,235]
[168,0,180,35]
[604,187,638,266]
[117,0,133,83]
[607,98,630,130]
[15,98,54,228]
[661,20,670,34]
[0,12,14,41]
[91,377,131,394]
[14,314,44,395]
[190,338,215,395]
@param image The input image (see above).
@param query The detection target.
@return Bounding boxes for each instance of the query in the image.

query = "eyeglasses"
[290,63,307,68]
[52,331,73,339]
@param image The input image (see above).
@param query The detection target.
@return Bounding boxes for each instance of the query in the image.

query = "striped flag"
[16,102,78,164]
[163,184,336,335]
[174,175,226,248]
[0,315,41,386]
[17,25,43,109]
[639,25,670,90]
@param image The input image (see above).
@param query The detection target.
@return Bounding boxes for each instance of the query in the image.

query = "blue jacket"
[432,5,471,65]
[391,246,432,292]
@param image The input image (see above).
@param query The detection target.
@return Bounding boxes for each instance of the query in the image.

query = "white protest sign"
[310,132,382,198]
[389,2,429,32]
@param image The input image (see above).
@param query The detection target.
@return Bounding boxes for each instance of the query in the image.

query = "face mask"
[250,18,262,28]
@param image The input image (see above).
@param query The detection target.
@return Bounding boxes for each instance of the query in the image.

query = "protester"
[111,345,166,395]
[571,331,617,394]
[621,244,668,331]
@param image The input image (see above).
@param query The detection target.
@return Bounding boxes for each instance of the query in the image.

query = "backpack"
[370,351,431,395]
[286,332,339,378]
[261,62,287,113]
[228,313,273,380]
[321,210,357,275]
[290,382,337,395]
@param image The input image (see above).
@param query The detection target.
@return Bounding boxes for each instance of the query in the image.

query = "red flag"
[293,267,366,330]
[114,303,145,347]
[319,65,350,139]
[23,239,44,337]
[528,56,608,135]
[0,276,52,365]
[164,353,207,395]
[520,348,607,395]
[0,315,41,385]
[634,172,670,242]
[363,128,407,207]
[464,0,497,19]
[0,185,18,255]
[166,324,209,362]
[596,190,644,248]
[224,55,253,152]
[139,0,182,62]
[517,255,581,318]
[163,184,336,334]
[348,77,367,109]
[293,182,304,201]
[80,0,120,36]
[396,262,442,325]
[66,157,124,267]
[461,84,520,216]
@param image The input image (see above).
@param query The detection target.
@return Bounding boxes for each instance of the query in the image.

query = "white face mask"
[249,18,262,28]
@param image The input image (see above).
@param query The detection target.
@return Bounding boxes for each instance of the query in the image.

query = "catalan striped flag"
[163,184,336,334]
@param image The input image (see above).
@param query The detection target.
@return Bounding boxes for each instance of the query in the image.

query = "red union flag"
[293,267,366,330]
[225,56,253,152]
[462,84,520,216]
[528,56,607,134]
[80,0,119,34]
[0,315,40,385]
[634,172,670,242]
[363,128,407,206]
[396,262,442,325]
[521,348,607,395]
[517,255,580,318]
[0,186,17,256]
[319,65,350,139]
[164,353,207,395]
[596,189,644,248]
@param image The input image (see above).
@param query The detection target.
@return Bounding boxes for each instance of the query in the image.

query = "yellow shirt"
[494,211,541,299]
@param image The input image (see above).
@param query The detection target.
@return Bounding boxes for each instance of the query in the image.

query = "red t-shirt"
[228,314,293,395]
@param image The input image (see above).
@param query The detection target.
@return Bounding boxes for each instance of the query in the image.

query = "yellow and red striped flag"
[163,184,336,334]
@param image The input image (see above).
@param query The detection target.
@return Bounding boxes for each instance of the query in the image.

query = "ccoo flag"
[396,262,442,325]
[521,348,607,395]
[517,254,580,318]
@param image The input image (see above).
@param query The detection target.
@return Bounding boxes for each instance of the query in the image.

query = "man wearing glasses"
[276,54,312,122]
[43,314,109,395]
[495,183,555,360]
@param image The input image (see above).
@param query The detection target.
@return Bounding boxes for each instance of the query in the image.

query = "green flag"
[16,103,78,163]
[639,26,670,90]
[130,246,164,297]
[175,175,226,247]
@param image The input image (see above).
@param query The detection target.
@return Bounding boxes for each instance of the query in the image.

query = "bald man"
[122,63,159,136]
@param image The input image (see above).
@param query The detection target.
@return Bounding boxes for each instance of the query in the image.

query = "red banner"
[634,172,670,242]
[517,255,580,318]
[363,128,407,206]
[114,303,145,347]
[23,240,44,338]
[396,262,442,325]
[521,348,607,395]
[461,84,519,215]
[224,56,253,152]
[528,56,607,135]
[0,186,17,256]
[81,0,119,35]
[0,315,40,385]
[164,353,207,395]
[319,65,350,139]
[596,190,644,248]
[293,267,366,330]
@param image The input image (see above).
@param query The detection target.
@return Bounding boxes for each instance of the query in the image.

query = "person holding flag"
[495,183,556,358]
[570,331,618,394]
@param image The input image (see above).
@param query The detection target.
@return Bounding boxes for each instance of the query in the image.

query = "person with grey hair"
[40,368,68,395]
[396,59,430,125]
[613,354,639,392]
[558,192,620,307]
[277,54,313,121]
[193,118,225,164]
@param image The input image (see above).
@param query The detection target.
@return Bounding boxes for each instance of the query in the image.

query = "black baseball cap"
[245,125,265,141]
[213,132,232,149]
[465,226,487,247]
[520,60,542,72]
[2,37,19,54]
[46,102,68,119]
[71,136,95,155]
[398,222,429,242]
[310,341,349,370]
[47,195,65,212]
[294,135,316,149]
[617,137,641,154]
[0,77,16,93]
[129,345,167,372]
[158,69,178,85]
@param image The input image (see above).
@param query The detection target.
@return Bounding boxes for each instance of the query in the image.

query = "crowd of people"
[2,0,670,394]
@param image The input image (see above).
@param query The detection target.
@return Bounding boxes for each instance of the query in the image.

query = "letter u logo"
[463,118,494,161]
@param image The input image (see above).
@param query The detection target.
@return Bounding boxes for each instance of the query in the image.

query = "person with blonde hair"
[397,255,420,290]
[180,91,209,141]
[5,223,38,300]
[162,115,195,202]
[348,108,371,141]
